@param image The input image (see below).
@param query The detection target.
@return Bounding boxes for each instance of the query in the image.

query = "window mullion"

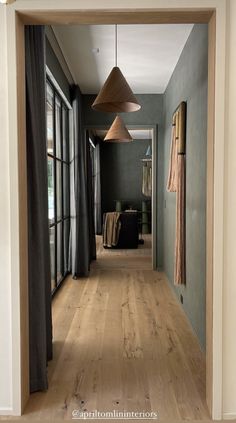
[60,100,65,277]
[53,89,57,289]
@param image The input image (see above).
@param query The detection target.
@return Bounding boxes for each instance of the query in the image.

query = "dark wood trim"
[17,8,215,25]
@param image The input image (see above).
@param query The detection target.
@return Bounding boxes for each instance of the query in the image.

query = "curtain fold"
[175,155,186,284]
[91,136,102,235]
[166,125,178,193]
[25,25,52,393]
[70,86,96,278]
[86,132,97,261]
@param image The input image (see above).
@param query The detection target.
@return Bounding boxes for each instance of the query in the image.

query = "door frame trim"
[5,3,226,418]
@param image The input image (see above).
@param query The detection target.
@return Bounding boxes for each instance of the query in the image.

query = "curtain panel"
[25,25,52,393]
[70,86,96,278]
[90,135,102,235]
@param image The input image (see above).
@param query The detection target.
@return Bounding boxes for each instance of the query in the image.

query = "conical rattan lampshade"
[104,116,133,143]
[92,67,141,113]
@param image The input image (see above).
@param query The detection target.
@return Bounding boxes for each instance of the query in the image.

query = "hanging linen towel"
[174,155,186,284]
[166,119,186,285]
[167,125,178,192]
[103,212,121,247]
[142,162,152,197]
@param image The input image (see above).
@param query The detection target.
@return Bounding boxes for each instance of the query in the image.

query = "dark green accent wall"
[100,139,150,213]
[162,24,208,349]
[83,94,163,127]
[45,37,70,102]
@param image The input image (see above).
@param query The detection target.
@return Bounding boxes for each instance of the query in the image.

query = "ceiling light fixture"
[92,25,141,113]
[104,116,133,143]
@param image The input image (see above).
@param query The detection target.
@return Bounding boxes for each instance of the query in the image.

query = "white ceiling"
[53,24,194,94]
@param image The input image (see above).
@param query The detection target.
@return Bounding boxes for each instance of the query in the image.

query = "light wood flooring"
[10,235,209,420]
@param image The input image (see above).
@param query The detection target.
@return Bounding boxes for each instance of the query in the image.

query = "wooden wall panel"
[18,9,214,25]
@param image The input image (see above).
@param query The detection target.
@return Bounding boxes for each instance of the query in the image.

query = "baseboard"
[0,408,13,416]
[223,412,236,420]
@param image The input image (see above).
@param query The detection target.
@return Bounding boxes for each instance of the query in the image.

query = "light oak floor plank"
[6,235,209,420]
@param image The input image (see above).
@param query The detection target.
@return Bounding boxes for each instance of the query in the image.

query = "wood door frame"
[13,6,220,418]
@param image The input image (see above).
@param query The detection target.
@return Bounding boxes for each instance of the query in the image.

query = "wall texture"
[45,36,71,101]
[100,139,150,212]
[83,94,164,266]
[162,24,208,349]
[83,94,163,127]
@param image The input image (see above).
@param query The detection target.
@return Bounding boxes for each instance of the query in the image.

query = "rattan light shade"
[104,116,133,143]
[92,67,141,113]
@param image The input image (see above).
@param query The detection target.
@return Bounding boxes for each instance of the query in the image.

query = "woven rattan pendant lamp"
[92,25,141,113]
[104,115,133,143]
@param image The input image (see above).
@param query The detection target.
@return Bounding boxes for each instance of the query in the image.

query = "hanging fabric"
[91,135,102,235]
[166,103,186,285]
[69,86,96,278]
[25,25,52,392]
[166,123,178,192]
[142,161,152,197]
[103,212,121,247]
[86,131,97,262]
[175,154,186,284]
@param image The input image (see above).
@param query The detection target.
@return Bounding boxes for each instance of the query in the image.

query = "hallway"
[20,238,209,420]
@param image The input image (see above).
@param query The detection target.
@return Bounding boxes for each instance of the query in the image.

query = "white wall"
[0,5,13,414]
[0,0,234,419]
[223,0,236,418]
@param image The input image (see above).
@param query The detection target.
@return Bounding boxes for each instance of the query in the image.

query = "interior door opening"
[87,125,157,272]
[11,7,218,420]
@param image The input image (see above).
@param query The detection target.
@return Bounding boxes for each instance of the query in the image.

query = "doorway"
[11,7,221,419]
[87,125,157,270]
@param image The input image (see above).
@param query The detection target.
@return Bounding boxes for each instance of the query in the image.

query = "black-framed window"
[46,77,71,295]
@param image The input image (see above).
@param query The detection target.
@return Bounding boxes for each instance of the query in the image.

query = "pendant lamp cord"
[115,24,118,67]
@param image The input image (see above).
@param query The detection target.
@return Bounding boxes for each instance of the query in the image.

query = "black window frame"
[46,75,71,296]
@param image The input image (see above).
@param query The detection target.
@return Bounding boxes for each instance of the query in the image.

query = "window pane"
[46,84,54,155]
[64,219,70,273]
[49,226,56,292]
[57,223,63,282]
[46,78,71,295]
[56,161,62,221]
[63,164,70,218]
[62,107,69,162]
[55,97,61,159]
[48,157,55,224]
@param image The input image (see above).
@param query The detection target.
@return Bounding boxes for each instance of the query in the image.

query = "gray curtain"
[91,136,102,235]
[25,26,52,393]
[70,86,96,278]
[86,132,97,261]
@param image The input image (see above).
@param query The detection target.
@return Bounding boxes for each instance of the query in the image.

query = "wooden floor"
[13,235,209,420]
